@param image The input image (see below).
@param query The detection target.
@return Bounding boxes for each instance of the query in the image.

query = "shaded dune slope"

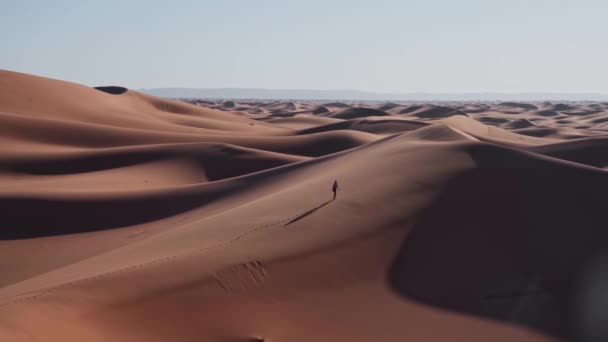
[326,107,391,119]
[298,117,428,135]
[390,143,608,339]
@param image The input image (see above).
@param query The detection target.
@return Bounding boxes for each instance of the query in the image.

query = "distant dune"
[327,107,390,119]
[1,69,607,342]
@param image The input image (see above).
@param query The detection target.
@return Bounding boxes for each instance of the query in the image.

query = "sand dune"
[1,70,607,341]
[326,107,390,119]
[405,105,469,119]
[298,117,428,135]
[497,102,538,110]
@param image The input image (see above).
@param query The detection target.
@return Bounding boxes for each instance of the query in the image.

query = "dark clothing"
[332,181,339,199]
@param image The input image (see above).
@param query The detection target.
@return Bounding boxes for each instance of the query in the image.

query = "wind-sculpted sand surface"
[1,69,607,341]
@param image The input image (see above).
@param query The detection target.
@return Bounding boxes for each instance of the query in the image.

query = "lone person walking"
[332,180,340,200]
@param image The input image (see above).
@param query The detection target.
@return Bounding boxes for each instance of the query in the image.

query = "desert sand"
[0,69,607,341]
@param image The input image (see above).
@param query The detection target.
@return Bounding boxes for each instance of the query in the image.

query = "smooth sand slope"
[0,70,607,341]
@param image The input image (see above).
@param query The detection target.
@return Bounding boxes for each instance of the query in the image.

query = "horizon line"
[138,87,608,95]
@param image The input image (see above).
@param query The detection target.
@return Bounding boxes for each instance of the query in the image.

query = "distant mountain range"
[138,88,608,102]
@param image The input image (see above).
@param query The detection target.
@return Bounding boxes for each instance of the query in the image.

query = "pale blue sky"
[1,0,607,93]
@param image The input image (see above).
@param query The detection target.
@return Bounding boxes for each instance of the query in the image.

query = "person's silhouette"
[332,180,340,200]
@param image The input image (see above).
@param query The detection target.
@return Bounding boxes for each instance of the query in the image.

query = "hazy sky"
[2,0,607,93]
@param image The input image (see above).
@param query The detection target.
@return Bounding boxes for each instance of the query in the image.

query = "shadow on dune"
[0,192,216,239]
[525,137,608,168]
[2,144,300,180]
[285,199,333,226]
[388,144,608,340]
[94,86,128,94]
[411,106,468,119]
[498,102,538,110]
[328,107,390,119]
[0,146,344,240]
